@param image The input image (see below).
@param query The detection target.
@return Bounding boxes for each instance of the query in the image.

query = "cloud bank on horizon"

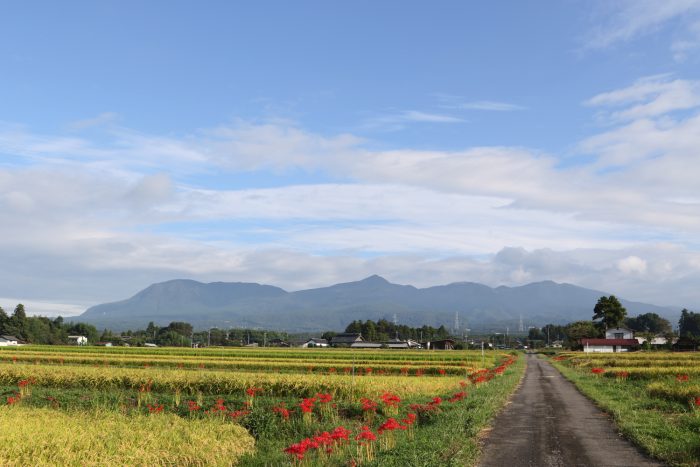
[1,1,699,317]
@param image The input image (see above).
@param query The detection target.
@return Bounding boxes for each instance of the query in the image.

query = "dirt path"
[478,353,664,467]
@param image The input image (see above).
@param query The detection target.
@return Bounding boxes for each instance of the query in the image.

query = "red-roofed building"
[580,327,639,352]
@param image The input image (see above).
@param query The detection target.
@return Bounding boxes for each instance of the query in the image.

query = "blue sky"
[2,1,700,317]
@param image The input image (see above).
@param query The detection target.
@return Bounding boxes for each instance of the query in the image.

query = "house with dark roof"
[0,335,21,346]
[302,338,329,348]
[423,338,455,350]
[330,333,364,347]
[580,327,639,353]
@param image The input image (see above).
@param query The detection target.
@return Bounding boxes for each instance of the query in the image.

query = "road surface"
[478,353,664,467]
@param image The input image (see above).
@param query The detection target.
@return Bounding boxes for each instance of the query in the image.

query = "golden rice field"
[0,406,255,466]
[0,345,522,466]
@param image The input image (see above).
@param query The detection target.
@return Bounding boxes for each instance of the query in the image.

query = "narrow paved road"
[478,353,663,467]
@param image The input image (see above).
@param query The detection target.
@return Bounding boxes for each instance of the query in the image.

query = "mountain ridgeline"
[78,276,678,332]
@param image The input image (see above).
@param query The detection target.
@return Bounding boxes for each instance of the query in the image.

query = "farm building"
[580,327,639,353]
[0,335,21,346]
[636,336,677,347]
[67,335,88,346]
[423,339,455,350]
[301,338,329,348]
[330,333,364,347]
[350,342,382,349]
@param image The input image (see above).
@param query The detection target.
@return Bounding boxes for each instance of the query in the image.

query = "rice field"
[551,351,700,466]
[0,345,523,466]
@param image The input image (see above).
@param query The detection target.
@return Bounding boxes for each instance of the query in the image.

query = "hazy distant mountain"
[78,275,679,332]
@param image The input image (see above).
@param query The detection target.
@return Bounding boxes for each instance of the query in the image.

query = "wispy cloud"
[360,110,465,131]
[457,101,525,111]
[586,0,700,48]
[584,0,700,60]
[66,112,120,131]
[585,74,700,121]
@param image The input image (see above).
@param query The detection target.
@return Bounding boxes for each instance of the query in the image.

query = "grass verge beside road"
[551,356,700,466]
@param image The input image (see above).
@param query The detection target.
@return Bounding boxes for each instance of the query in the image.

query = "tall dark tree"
[4,304,28,339]
[592,295,627,330]
[679,309,700,340]
[0,306,8,334]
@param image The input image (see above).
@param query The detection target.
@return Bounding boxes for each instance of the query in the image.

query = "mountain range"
[77,276,679,332]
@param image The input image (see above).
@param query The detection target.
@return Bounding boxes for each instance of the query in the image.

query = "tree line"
[342,319,450,342]
[0,304,99,344]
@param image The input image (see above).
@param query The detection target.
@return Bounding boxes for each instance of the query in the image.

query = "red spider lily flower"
[615,371,630,380]
[380,392,401,408]
[448,391,467,403]
[415,369,424,377]
[694,396,700,407]
[187,400,201,412]
[147,403,164,413]
[402,412,417,425]
[328,367,337,374]
[360,398,378,412]
[590,367,605,375]
[343,367,352,374]
[377,417,405,434]
[273,403,291,420]
[355,426,377,442]
[438,369,446,375]
[6,395,20,405]
[316,393,333,404]
[300,397,316,413]
[245,387,263,397]
[676,374,690,382]
[429,397,442,407]
[400,367,409,376]
[228,409,250,420]
[283,442,307,461]
[313,431,334,453]
[365,367,373,375]
[331,426,351,442]
[18,380,29,388]
[212,398,227,412]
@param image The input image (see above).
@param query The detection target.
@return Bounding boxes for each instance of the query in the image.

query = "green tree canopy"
[679,309,700,340]
[592,295,627,330]
[624,313,672,334]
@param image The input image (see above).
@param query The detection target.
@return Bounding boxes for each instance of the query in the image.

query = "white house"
[0,335,20,346]
[581,327,639,353]
[636,336,678,346]
[301,338,329,348]
[67,335,88,346]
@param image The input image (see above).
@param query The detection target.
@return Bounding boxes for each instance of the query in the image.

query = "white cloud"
[586,0,700,49]
[585,75,700,121]
[457,101,525,111]
[360,110,465,131]
[616,255,648,274]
